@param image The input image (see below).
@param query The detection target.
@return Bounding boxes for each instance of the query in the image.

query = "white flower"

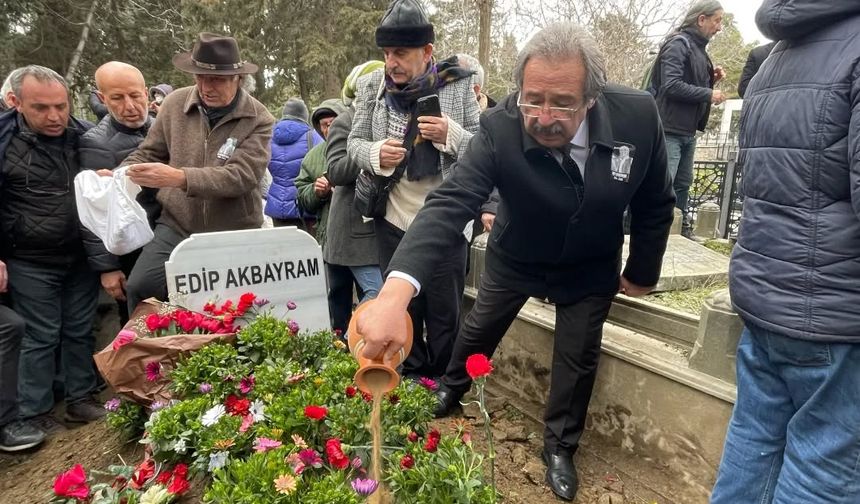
[173,438,187,454]
[202,404,226,427]
[208,451,229,472]
[250,399,266,422]
[140,484,171,504]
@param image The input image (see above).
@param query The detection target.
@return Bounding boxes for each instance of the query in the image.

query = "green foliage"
[387,435,497,504]
[143,396,211,464]
[105,400,146,440]
[169,342,251,398]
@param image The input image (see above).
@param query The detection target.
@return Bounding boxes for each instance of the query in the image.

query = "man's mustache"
[530,122,565,136]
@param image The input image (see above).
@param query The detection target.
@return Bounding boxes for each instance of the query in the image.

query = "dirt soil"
[0,305,676,503]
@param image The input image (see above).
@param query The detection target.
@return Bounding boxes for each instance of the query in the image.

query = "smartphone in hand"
[416,94,442,117]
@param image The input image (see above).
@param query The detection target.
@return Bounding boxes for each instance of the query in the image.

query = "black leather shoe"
[432,385,464,418]
[542,449,578,501]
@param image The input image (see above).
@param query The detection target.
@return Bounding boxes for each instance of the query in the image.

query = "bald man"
[79,61,158,324]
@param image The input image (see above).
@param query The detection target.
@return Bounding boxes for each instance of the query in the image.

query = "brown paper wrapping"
[93,299,236,405]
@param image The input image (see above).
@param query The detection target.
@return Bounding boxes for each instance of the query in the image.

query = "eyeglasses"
[516,93,582,121]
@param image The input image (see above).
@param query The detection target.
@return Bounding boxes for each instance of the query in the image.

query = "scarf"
[383,56,474,181]
[203,90,241,128]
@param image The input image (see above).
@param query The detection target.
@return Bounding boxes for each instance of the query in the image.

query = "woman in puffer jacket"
[264,97,323,228]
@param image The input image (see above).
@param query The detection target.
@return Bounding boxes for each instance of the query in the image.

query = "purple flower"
[287,320,299,334]
[418,377,438,391]
[254,298,270,308]
[239,375,255,394]
[199,382,213,394]
[351,456,363,469]
[351,477,379,496]
[104,398,121,412]
[286,300,297,310]
[150,400,167,411]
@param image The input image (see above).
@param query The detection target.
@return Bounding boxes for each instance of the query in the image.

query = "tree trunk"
[65,0,100,82]
[477,0,493,73]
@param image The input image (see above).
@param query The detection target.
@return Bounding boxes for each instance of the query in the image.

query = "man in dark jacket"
[80,61,157,324]
[355,23,674,501]
[0,66,105,435]
[653,0,725,237]
[737,41,776,98]
[711,2,860,502]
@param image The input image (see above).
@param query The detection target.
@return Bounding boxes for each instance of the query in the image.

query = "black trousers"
[375,219,467,378]
[326,262,362,335]
[126,223,186,314]
[442,271,613,456]
[0,303,25,426]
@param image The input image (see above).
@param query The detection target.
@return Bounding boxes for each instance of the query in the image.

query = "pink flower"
[111,330,136,351]
[418,377,438,391]
[291,434,308,449]
[286,453,306,475]
[104,398,121,412]
[53,464,90,499]
[287,319,300,334]
[351,477,379,496]
[286,300,297,310]
[351,456,363,469]
[239,375,255,394]
[239,414,255,433]
[145,361,162,382]
[253,437,283,453]
[198,382,213,394]
[299,448,323,468]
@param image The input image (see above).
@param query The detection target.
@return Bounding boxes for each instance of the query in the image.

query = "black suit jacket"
[388,85,675,304]
[738,42,777,98]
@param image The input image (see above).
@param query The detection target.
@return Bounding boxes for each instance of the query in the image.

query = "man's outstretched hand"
[354,278,416,365]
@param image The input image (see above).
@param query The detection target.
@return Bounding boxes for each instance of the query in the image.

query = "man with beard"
[355,22,674,501]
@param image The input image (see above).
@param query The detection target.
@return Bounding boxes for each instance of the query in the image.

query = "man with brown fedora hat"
[122,32,275,314]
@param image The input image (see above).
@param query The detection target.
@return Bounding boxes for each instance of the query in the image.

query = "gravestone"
[165,227,329,332]
[622,235,729,292]
[688,289,742,383]
[695,202,720,239]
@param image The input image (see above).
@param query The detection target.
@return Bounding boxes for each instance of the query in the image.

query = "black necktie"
[561,147,585,203]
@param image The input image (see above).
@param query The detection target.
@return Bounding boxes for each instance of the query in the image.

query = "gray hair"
[457,53,484,88]
[240,74,256,94]
[9,65,68,98]
[513,22,607,101]
[1,71,15,98]
[679,0,723,30]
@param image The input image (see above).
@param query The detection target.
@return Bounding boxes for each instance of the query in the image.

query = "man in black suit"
[356,22,674,502]
[738,41,776,98]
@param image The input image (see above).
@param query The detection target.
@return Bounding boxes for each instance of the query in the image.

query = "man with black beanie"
[347,0,481,380]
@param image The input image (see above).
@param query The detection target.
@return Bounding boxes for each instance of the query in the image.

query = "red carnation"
[225,394,250,416]
[407,431,419,443]
[424,429,441,453]
[465,353,494,379]
[167,474,190,495]
[155,469,172,485]
[129,459,155,489]
[345,385,357,398]
[361,391,373,403]
[304,405,328,421]
[325,438,350,470]
[400,454,415,470]
[145,313,161,332]
[172,463,188,479]
[53,464,90,499]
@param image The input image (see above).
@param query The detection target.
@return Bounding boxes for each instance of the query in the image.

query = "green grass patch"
[646,281,729,315]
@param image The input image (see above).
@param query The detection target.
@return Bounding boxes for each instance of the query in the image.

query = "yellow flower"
[274,473,297,494]
[213,438,235,450]
[333,340,346,350]
[313,377,324,386]
[270,428,284,439]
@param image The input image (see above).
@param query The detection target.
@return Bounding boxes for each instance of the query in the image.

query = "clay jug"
[347,299,413,394]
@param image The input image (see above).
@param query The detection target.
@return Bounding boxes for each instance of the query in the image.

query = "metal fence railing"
[687,160,743,239]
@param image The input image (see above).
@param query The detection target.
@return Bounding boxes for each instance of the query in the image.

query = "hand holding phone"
[416,94,442,117]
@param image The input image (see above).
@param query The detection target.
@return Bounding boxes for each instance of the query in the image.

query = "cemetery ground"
[0,303,682,503]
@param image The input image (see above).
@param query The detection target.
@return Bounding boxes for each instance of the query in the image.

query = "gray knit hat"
[281,97,309,122]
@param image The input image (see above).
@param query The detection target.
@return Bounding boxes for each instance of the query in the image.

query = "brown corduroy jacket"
[123,86,274,236]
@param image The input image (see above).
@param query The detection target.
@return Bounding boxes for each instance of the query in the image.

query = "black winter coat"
[79,115,159,272]
[0,110,93,266]
[388,86,675,304]
[654,29,715,136]
[737,41,776,98]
